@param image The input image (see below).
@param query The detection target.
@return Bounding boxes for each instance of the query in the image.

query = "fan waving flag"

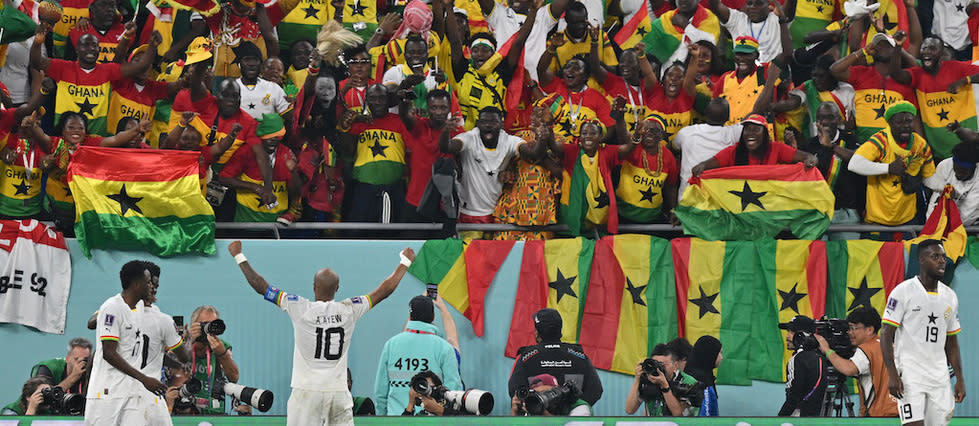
[67,147,215,258]
[826,240,904,319]
[612,0,651,50]
[758,239,827,380]
[673,238,783,384]
[675,164,835,240]
[905,185,967,262]
[505,238,594,357]
[579,235,677,374]
[408,239,515,337]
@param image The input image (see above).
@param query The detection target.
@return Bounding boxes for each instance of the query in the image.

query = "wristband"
[661,387,671,393]
[234,253,248,264]
[399,252,412,268]
[826,349,836,356]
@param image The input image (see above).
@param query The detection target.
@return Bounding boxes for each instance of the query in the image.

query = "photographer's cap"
[779,315,816,333]
[533,308,563,342]
[528,374,559,390]
[409,295,435,323]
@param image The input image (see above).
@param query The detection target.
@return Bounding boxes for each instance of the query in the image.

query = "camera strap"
[803,357,824,401]
[191,348,215,402]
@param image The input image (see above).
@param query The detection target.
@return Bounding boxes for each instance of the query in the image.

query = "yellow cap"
[185,37,213,66]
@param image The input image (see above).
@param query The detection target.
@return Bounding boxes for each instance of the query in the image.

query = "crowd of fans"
[0,0,976,238]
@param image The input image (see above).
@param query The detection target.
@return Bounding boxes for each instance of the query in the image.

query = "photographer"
[403,371,459,416]
[2,377,54,415]
[625,343,703,416]
[511,374,591,416]
[815,307,898,417]
[184,305,247,415]
[508,309,603,407]
[30,337,92,395]
[778,315,828,416]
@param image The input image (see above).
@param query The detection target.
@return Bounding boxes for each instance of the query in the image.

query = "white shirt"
[672,123,742,199]
[87,294,145,400]
[0,37,41,104]
[139,305,183,381]
[381,65,439,113]
[924,158,979,225]
[882,277,961,388]
[723,10,783,63]
[849,345,875,407]
[487,4,557,82]
[455,128,525,216]
[276,290,371,391]
[788,82,857,136]
[933,0,970,50]
[236,78,292,120]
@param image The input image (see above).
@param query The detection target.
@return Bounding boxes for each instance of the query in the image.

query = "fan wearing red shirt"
[692,114,816,175]
[537,56,614,140]
[67,0,126,63]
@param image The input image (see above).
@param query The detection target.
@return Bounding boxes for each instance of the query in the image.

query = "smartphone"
[426,284,438,300]
[173,316,184,328]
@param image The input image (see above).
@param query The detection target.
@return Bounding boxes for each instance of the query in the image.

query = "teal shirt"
[374,321,462,415]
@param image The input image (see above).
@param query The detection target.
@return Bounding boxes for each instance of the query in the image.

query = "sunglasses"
[347,58,371,65]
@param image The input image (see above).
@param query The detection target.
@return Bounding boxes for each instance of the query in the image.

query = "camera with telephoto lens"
[41,386,85,415]
[178,378,202,400]
[411,374,448,401]
[518,382,579,415]
[410,375,494,415]
[212,378,274,412]
[195,319,226,343]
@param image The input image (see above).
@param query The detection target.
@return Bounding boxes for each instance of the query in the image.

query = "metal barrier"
[213,222,974,239]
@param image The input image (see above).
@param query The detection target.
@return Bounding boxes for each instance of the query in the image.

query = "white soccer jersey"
[87,294,145,399]
[269,288,372,391]
[455,128,525,216]
[882,276,961,388]
[236,78,292,120]
[139,305,184,380]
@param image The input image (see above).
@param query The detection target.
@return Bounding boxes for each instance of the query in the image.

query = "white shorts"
[287,388,353,426]
[898,382,954,425]
[85,394,169,426]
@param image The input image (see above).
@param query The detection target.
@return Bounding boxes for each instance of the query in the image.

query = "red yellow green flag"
[67,146,215,257]
[758,239,828,379]
[612,0,651,50]
[826,240,905,319]
[643,7,721,64]
[579,235,677,374]
[505,238,594,357]
[675,164,835,240]
[905,185,967,262]
[408,239,515,337]
[673,238,783,384]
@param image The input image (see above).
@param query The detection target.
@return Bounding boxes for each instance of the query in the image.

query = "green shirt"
[31,358,68,384]
[2,400,24,415]
[190,339,232,415]
[644,370,701,416]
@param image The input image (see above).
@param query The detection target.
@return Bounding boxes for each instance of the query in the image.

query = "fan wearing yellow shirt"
[549,2,617,89]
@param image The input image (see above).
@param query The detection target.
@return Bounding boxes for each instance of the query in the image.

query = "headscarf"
[685,335,722,387]
[392,0,433,41]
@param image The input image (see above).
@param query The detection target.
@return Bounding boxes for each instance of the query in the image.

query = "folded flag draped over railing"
[67,147,215,258]
[675,164,835,240]
[905,185,967,262]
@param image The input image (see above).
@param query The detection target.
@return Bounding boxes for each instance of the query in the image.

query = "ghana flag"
[408,239,515,337]
[643,7,720,65]
[559,146,619,236]
[274,0,329,52]
[912,61,979,159]
[579,235,677,374]
[906,185,967,262]
[67,146,215,257]
[612,0,651,50]
[757,239,827,379]
[789,0,837,49]
[674,164,835,241]
[826,240,904,319]
[673,238,783,384]
[505,238,594,357]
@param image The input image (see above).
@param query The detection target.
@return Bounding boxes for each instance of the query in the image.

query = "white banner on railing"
[0,220,72,334]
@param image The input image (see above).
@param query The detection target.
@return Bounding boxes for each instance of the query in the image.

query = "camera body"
[516,382,579,415]
[411,374,448,401]
[41,386,85,415]
[196,318,226,343]
[641,358,667,377]
[814,318,856,358]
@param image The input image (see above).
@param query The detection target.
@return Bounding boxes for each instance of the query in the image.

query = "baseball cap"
[528,374,559,390]
[409,295,435,323]
[733,36,759,54]
[741,113,768,127]
[184,37,213,66]
[778,315,816,333]
[533,308,563,341]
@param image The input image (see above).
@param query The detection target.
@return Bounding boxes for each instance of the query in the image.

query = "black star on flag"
[881,14,898,31]
[106,184,143,216]
[594,190,610,208]
[778,283,808,314]
[302,4,319,19]
[76,97,96,116]
[12,179,29,196]
[64,185,72,197]
[873,103,888,119]
[636,26,648,37]
[248,103,256,110]
[628,121,638,133]
[689,286,720,318]
[350,1,367,16]
[848,278,882,311]
[928,312,938,324]
[728,181,767,211]
[816,5,824,12]
[639,187,657,203]
[369,140,389,157]
[625,278,647,306]
[548,268,578,302]
[937,108,950,121]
